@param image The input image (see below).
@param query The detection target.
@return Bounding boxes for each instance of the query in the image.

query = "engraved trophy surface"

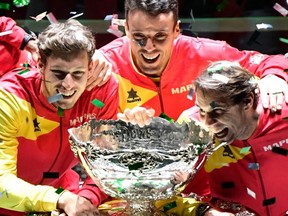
[68,117,213,215]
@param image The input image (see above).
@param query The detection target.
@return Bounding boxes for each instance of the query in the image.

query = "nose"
[62,74,74,90]
[202,114,216,127]
[144,38,155,50]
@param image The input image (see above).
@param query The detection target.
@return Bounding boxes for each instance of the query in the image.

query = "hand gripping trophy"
[68,117,216,215]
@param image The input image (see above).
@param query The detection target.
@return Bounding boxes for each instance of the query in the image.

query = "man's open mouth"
[142,54,160,63]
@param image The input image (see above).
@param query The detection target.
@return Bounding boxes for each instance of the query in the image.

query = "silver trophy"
[68,117,214,215]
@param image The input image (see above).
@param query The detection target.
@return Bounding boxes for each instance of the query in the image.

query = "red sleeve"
[77,177,109,206]
[0,16,25,49]
[221,42,288,82]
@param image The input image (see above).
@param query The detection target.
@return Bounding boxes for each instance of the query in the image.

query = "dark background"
[1,0,288,54]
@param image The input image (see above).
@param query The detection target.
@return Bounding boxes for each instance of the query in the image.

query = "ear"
[244,93,254,110]
[37,60,45,75]
[174,20,181,39]
[124,20,130,37]
[88,60,94,77]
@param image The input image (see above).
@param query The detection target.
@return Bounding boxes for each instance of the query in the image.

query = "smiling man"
[180,61,288,215]
[0,19,118,215]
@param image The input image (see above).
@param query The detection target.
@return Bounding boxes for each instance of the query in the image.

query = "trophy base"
[99,199,167,216]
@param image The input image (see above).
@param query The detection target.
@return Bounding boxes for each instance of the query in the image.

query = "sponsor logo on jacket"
[263,138,288,152]
[70,113,97,126]
[171,84,193,94]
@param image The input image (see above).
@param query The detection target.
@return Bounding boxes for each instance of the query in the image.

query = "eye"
[52,70,67,80]
[154,33,168,42]
[209,109,227,118]
[133,33,146,41]
[72,71,85,79]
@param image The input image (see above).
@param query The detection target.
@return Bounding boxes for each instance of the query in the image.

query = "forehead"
[127,10,175,33]
[196,89,228,110]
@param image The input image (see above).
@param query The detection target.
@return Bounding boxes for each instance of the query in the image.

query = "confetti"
[46,12,58,24]
[30,11,47,22]
[187,88,194,100]
[273,3,288,16]
[91,99,104,108]
[57,107,64,117]
[247,187,256,199]
[107,28,124,38]
[106,14,124,38]
[0,3,10,10]
[68,12,84,20]
[48,93,63,104]
[210,101,217,109]
[13,0,29,7]
[159,112,174,122]
[211,73,229,83]
[163,201,177,212]
[0,30,13,37]
[111,18,125,27]
[279,37,288,44]
[104,15,113,20]
[55,187,64,194]
[256,23,273,30]
[207,65,223,74]
[248,163,259,170]
[18,68,30,75]
[272,146,288,156]
[262,197,276,206]
[240,146,251,154]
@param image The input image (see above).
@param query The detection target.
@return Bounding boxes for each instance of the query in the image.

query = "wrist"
[20,33,36,50]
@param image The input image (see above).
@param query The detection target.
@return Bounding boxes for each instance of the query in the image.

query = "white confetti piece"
[0,29,12,37]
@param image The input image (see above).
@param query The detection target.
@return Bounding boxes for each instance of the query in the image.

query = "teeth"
[58,91,75,97]
[143,55,158,60]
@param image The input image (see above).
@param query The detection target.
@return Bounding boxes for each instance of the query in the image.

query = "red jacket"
[100,35,288,121]
[0,16,35,76]
[100,35,288,197]
[183,102,288,215]
[0,69,119,215]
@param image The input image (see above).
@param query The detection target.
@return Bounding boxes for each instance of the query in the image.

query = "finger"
[117,113,128,122]
[133,111,147,127]
[95,64,112,87]
[275,93,284,110]
[124,109,138,125]
[260,91,269,109]
[269,93,277,112]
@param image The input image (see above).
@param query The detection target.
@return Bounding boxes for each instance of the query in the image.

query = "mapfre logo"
[70,113,97,126]
[171,84,193,94]
[127,88,141,103]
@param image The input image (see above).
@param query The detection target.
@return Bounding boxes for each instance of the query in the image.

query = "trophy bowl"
[68,117,213,215]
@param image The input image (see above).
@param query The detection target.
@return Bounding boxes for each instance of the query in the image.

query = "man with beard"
[178,61,288,215]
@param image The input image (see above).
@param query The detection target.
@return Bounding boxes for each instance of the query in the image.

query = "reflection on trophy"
[68,117,213,215]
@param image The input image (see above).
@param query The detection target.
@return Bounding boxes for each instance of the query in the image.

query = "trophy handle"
[77,148,102,189]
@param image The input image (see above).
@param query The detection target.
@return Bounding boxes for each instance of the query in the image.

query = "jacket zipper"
[244,140,270,216]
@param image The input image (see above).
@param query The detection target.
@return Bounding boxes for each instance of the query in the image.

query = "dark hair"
[194,61,259,109]
[38,19,96,65]
[125,0,178,26]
